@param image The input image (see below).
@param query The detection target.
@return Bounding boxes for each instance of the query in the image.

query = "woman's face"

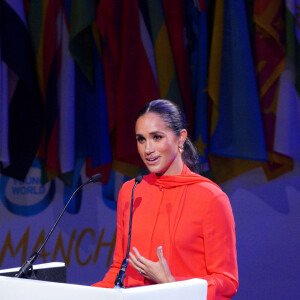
[135,112,186,176]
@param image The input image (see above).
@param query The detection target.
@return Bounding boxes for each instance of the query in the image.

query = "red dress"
[93,164,238,299]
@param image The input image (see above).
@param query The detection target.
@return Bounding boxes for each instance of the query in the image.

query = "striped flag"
[186,0,209,165]
[207,0,268,183]
[28,1,77,182]
[274,0,300,162]
[68,1,112,181]
[96,0,159,170]
[210,0,267,161]
[0,0,43,181]
[85,35,112,182]
[57,5,75,174]
[69,0,96,172]
[207,0,224,137]
[161,0,193,123]
[139,6,159,86]
[254,0,293,179]
[28,0,59,181]
[195,0,206,12]
[141,0,183,106]
[42,0,65,177]
[69,0,95,85]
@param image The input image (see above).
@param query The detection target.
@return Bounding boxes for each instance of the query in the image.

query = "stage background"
[1,1,300,299]
[0,161,299,299]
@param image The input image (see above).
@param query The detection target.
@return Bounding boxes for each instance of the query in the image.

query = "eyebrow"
[136,131,165,137]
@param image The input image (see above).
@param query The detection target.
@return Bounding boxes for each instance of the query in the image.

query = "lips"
[145,156,159,165]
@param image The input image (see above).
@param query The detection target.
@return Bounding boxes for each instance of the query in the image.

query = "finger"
[129,259,142,274]
[132,247,142,259]
[129,252,147,274]
[129,252,142,268]
[156,246,168,270]
[132,247,151,265]
[129,255,145,276]
[155,246,175,283]
[156,246,163,260]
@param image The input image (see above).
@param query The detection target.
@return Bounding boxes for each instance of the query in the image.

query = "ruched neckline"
[145,163,220,189]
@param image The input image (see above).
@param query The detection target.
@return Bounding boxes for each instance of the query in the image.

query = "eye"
[153,135,162,141]
[136,136,145,143]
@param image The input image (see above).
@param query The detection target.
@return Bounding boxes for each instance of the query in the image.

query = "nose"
[145,140,154,155]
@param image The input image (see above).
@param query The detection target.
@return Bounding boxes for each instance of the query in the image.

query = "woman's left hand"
[129,246,175,284]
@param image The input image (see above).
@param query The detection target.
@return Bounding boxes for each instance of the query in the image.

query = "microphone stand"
[114,175,143,288]
[15,173,102,279]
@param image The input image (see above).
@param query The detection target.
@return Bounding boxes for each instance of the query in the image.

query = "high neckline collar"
[144,164,218,189]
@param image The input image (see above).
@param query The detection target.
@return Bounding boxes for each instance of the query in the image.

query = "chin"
[150,167,170,176]
[147,166,161,174]
[144,164,162,174]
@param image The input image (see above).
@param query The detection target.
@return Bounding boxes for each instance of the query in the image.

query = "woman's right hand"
[129,246,175,284]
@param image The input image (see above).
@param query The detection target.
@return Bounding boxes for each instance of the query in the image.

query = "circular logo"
[0,167,55,216]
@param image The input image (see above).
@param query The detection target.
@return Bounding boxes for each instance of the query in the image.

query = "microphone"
[15,173,102,279]
[89,173,103,183]
[114,174,143,288]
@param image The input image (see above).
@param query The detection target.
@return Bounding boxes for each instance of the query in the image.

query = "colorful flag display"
[1,0,300,293]
[0,0,299,184]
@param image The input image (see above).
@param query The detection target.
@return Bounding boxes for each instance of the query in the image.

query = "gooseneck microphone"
[114,174,143,288]
[15,173,102,279]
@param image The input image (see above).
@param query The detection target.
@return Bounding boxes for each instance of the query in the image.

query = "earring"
[178,146,184,154]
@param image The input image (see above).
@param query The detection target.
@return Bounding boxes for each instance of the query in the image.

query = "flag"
[28,1,77,183]
[42,0,62,176]
[161,0,194,125]
[96,0,159,169]
[139,5,159,86]
[57,4,75,174]
[140,0,183,107]
[95,0,121,134]
[85,35,112,182]
[274,0,300,162]
[115,0,159,165]
[207,0,268,183]
[254,0,293,179]
[185,0,209,165]
[0,33,10,168]
[207,0,224,137]
[68,1,112,182]
[0,0,43,181]
[28,0,59,181]
[69,0,96,85]
[210,0,267,161]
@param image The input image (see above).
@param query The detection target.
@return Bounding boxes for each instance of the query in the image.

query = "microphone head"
[90,173,102,183]
[135,174,143,184]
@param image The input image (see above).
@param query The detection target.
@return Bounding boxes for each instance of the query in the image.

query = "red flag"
[162,0,194,131]
[96,0,159,167]
[254,0,293,179]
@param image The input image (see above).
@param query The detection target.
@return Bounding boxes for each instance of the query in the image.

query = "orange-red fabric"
[93,164,238,299]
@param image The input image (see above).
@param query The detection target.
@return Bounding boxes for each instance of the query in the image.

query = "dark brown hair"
[136,99,200,173]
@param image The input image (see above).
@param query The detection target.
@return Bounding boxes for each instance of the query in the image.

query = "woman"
[93,99,238,299]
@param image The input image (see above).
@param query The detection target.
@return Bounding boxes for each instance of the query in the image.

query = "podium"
[0,262,66,283]
[0,276,207,300]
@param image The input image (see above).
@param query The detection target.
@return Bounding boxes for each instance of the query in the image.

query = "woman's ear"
[179,129,187,147]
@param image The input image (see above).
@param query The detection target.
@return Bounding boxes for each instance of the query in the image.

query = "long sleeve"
[170,183,238,300]
[92,184,127,288]
[201,192,238,299]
